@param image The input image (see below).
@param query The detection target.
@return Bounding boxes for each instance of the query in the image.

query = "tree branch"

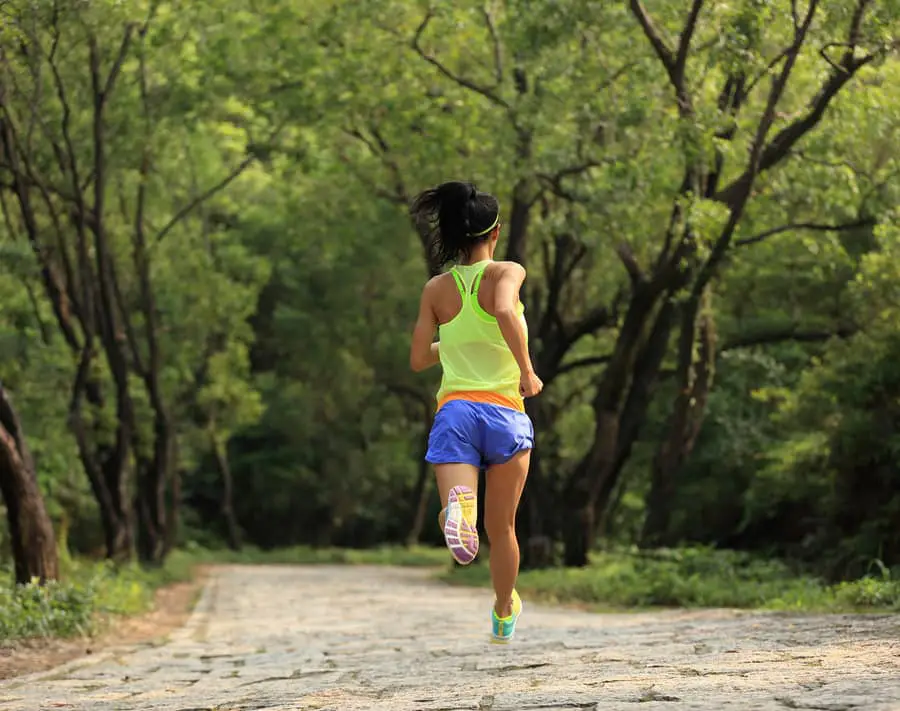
[412,10,510,110]
[481,5,502,87]
[691,0,821,298]
[721,325,856,351]
[338,149,407,206]
[735,218,875,247]
[535,159,602,201]
[566,298,620,352]
[847,0,873,47]
[556,354,612,378]
[630,0,701,114]
[342,125,410,207]
[714,0,885,207]
[154,156,255,244]
[101,25,136,103]
[675,0,704,84]
[0,101,83,352]
[629,0,676,74]
[743,47,790,98]
[616,242,644,286]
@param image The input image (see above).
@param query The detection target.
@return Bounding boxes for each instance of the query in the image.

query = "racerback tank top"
[435,260,527,412]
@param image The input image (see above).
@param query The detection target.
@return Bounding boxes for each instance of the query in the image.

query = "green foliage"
[0,554,193,642]
[441,547,900,612]
[736,223,900,576]
[0,0,899,584]
[0,544,443,642]
[181,543,449,568]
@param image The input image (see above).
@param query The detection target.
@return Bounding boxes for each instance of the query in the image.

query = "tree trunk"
[591,298,679,535]
[68,373,133,560]
[0,87,134,561]
[135,469,165,564]
[518,397,561,569]
[0,384,59,585]
[131,108,173,563]
[560,282,667,565]
[561,492,593,567]
[136,412,172,564]
[164,438,182,557]
[211,431,242,551]
[642,291,716,547]
[406,406,434,546]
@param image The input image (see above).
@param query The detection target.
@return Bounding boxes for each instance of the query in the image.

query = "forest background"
[1,0,899,640]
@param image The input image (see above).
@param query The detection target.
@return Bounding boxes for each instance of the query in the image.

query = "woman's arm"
[492,263,535,377]
[410,280,440,372]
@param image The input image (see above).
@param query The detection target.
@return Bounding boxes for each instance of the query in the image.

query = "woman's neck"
[460,247,492,265]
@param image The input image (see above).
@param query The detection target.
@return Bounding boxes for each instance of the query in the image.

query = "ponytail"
[410,181,500,268]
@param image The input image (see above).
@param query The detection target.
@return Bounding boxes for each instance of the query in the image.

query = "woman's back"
[434,260,526,411]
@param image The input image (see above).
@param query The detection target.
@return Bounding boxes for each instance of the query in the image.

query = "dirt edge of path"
[0,565,211,681]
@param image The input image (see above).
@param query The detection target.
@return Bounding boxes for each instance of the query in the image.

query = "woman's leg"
[426,402,483,564]
[484,449,530,617]
[434,464,479,509]
[435,463,480,564]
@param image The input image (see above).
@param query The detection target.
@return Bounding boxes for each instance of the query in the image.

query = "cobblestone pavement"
[2,565,899,711]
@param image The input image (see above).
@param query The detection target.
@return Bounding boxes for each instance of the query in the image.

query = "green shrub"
[0,544,446,643]
[0,552,195,643]
[0,578,94,640]
[440,546,900,612]
[181,542,449,567]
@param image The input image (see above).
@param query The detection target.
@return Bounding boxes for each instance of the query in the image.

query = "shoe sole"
[443,485,478,565]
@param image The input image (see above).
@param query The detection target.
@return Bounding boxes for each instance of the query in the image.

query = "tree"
[0,383,58,584]
[733,218,900,577]
[559,0,899,564]
[309,0,638,558]
[2,0,896,570]
[316,0,898,564]
[0,0,273,562]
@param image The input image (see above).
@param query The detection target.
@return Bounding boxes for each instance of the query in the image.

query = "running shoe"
[441,485,479,565]
[491,589,522,643]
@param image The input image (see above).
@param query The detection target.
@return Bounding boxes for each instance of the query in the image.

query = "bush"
[0,579,94,640]
[181,542,449,567]
[0,552,194,643]
[441,546,900,612]
[0,544,445,643]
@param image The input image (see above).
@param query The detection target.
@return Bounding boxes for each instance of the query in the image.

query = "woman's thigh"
[484,450,531,536]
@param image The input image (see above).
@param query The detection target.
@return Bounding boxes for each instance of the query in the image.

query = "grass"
[181,542,450,568]
[185,542,900,613]
[0,544,446,642]
[0,551,195,642]
[439,546,900,613]
[4,543,898,644]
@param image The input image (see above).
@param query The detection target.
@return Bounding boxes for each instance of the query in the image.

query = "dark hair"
[409,181,500,268]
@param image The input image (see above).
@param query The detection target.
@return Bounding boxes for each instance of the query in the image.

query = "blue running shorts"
[425,400,534,468]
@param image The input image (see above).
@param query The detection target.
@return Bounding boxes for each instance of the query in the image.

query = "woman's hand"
[519,370,543,398]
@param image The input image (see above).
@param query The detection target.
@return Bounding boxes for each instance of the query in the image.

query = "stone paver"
[1,565,899,710]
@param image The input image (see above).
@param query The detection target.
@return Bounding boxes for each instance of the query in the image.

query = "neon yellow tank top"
[435,260,527,412]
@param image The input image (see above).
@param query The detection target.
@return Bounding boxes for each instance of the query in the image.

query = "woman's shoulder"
[484,260,526,278]
[425,271,455,288]
[422,271,458,300]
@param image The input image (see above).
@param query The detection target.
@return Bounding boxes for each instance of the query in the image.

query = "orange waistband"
[436,390,525,413]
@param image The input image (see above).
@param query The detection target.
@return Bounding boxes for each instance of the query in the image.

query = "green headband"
[470,214,500,238]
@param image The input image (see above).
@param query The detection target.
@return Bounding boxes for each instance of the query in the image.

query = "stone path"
[2,565,900,711]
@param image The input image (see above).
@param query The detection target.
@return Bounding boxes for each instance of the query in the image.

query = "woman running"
[408,180,543,643]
